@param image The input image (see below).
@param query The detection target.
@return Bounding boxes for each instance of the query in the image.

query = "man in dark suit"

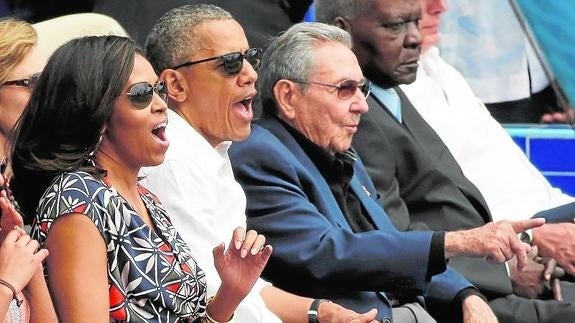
[315,0,575,322]
[230,21,543,323]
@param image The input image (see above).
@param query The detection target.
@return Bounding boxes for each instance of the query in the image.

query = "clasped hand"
[0,180,48,294]
[510,245,564,300]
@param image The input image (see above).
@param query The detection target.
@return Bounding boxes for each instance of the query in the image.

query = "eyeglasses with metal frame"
[0,73,41,89]
[292,79,371,100]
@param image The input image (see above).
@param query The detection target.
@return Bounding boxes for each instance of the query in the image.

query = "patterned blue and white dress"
[32,171,207,322]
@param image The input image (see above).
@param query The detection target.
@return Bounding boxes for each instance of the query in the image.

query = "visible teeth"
[154,122,167,130]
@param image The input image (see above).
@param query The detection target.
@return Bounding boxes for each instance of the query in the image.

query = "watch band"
[308,299,330,323]
[520,228,533,245]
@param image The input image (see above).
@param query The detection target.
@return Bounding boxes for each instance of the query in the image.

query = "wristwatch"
[308,299,330,323]
[520,228,533,245]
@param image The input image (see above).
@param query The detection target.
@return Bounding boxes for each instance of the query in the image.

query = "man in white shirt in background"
[141,4,378,323]
[401,0,575,275]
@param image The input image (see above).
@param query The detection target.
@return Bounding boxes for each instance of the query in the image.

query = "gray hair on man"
[314,0,366,24]
[145,3,233,73]
[260,22,353,116]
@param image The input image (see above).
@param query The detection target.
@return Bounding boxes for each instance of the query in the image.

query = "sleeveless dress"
[32,171,207,322]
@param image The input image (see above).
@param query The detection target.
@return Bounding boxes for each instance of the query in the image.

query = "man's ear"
[273,79,299,120]
[160,69,186,103]
[333,16,351,32]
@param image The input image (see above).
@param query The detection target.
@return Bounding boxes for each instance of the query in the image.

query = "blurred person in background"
[0,17,55,323]
[438,0,571,123]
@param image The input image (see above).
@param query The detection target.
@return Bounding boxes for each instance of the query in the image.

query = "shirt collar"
[370,83,402,122]
[278,117,356,181]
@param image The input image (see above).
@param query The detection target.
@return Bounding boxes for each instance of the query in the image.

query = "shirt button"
[383,318,392,323]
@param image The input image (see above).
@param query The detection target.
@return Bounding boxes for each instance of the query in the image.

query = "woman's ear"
[273,79,299,121]
[160,69,186,103]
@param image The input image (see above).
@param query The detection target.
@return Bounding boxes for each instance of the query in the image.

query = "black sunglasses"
[294,79,371,100]
[0,72,41,89]
[126,81,168,108]
[170,48,262,76]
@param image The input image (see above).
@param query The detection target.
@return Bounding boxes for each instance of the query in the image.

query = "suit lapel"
[349,175,393,230]
[396,87,493,222]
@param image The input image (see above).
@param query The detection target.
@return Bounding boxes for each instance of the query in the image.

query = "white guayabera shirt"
[400,47,574,223]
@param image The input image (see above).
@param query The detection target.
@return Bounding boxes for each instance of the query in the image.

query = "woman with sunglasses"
[0,17,56,323]
[9,35,272,322]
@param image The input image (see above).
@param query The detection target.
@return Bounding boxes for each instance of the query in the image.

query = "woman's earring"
[86,134,103,167]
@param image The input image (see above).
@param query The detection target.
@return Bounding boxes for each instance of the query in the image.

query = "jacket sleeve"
[533,201,575,223]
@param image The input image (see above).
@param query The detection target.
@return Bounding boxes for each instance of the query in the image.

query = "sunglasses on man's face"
[126,81,168,109]
[294,79,372,100]
[170,48,262,76]
[0,72,41,90]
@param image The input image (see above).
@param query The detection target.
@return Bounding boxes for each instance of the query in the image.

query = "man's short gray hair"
[260,22,353,116]
[145,4,233,73]
[315,0,366,24]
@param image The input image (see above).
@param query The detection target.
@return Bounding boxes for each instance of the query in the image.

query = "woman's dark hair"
[9,35,142,222]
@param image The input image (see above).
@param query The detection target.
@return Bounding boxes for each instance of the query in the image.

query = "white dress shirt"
[140,109,281,323]
[400,47,574,221]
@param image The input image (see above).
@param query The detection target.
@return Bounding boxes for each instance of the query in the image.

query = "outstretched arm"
[261,285,379,323]
[445,218,545,271]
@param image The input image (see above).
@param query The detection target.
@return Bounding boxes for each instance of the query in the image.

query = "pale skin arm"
[0,194,57,323]
[461,295,498,323]
[213,227,378,323]
[444,218,545,272]
[45,213,109,323]
[0,229,49,320]
[0,190,56,322]
[260,285,379,323]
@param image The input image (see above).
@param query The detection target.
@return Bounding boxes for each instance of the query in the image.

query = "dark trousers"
[490,282,575,323]
[485,85,562,123]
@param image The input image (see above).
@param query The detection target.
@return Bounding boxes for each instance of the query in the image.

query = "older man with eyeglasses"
[228,20,547,323]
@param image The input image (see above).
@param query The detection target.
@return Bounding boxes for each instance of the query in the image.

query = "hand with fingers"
[540,258,564,301]
[445,218,546,272]
[533,222,575,276]
[0,191,24,245]
[510,245,565,300]
[318,302,379,323]
[510,246,552,299]
[213,227,272,298]
[206,227,272,322]
[0,227,48,296]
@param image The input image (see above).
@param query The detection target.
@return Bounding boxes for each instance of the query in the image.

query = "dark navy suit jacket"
[229,115,473,322]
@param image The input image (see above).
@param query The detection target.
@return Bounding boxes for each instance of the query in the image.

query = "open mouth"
[238,96,254,111]
[152,121,168,142]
